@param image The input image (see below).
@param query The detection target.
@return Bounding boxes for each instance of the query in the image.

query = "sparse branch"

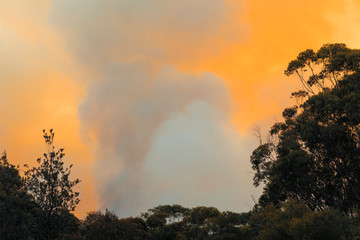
[252,124,263,145]
[295,70,315,95]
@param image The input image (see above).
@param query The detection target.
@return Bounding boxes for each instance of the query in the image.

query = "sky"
[1,0,360,218]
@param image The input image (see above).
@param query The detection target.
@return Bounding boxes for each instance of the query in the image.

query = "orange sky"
[1,0,360,217]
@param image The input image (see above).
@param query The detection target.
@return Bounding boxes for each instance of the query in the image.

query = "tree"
[142,204,189,239]
[250,43,360,213]
[0,152,41,239]
[82,209,151,240]
[141,205,248,240]
[249,199,350,240]
[117,217,151,240]
[24,129,80,239]
[142,204,188,229]
[82,210,121,240]
[289,208,348,240]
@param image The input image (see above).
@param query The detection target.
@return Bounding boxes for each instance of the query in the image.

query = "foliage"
[142,204,188,230]
[249,199,351,240]
[141,205,248,240]
[117,217,151,240]
[289,208,348,240]
[24,129,80,239]
[82,209,150,240]
[250,43,360,213]
[0,152,41,239]
[82,210,121,240]
[142,205,190,239]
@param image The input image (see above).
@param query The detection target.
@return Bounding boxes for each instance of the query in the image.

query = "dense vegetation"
[251,43,360,214]
[2,43,360,239]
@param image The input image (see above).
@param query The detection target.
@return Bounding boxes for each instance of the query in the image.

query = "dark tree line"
[56,201,360,239]
[3,43,360,239]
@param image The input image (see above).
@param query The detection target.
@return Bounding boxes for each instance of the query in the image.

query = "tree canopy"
[250,43,360,213]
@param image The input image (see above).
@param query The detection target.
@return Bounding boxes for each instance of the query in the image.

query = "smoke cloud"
[50,0,244,70]
[79,62,258,216]
[49,0,258,216]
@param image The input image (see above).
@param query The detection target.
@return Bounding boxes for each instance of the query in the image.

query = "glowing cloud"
[50,0,244,69]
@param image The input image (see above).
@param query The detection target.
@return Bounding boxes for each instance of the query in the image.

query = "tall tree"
[24,129,80,239]
[250,44,360,213]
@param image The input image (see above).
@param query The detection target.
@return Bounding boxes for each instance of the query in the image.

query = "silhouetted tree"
[117,217,151,240]
[249,199,350,240]
[82,209,150,240]
[24,129,80,239]
[82,210,120,240]
[250,44,360,213]
[141,204,189,239]
[0,152,41,239]
[142,205,248,240]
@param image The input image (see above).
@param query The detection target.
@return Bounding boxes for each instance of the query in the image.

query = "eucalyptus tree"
[250,44,360,214]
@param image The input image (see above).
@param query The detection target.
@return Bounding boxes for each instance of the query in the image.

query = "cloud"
[79,61,258,216]
[48,0,254,216]
[141,100,258,213]
[50,0,244,69]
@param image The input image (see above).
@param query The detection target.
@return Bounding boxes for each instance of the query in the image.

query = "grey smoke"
[49,0,259,217]
[79,62,258,216]
[50,0,243,69]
